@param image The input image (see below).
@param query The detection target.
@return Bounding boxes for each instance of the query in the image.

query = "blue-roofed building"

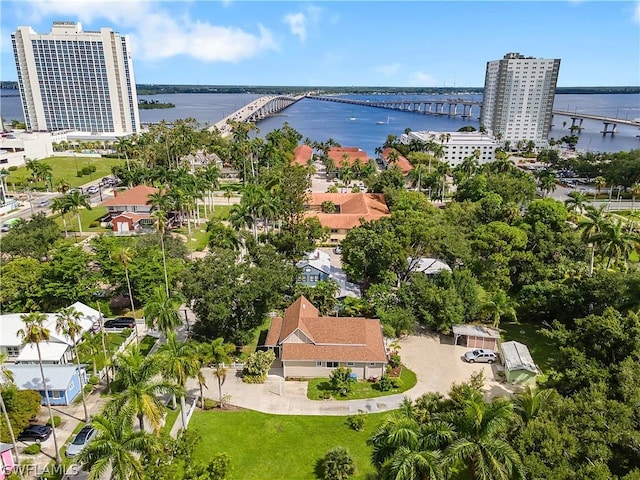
[5,364,87,406]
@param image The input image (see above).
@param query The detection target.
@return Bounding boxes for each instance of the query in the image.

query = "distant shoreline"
[1,82,638,96]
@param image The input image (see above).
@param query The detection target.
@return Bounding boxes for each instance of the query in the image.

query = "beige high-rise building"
[11,22,140,134]
[481,52,560,145]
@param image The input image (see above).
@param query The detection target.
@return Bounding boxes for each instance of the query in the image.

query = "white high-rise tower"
[11,22,140,135]
[481,52,560,145]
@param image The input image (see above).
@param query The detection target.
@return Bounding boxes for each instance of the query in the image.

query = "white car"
[87,186,99,194]
[66,426,96,457]
[464,349,498,364]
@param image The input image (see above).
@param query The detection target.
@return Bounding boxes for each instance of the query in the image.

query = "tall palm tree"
[564,191,589,216]
[513,386,556,425]
[108,345,181,432]
[210,338,235,409]
[76,411,160,480]
[630,181,640,213]
[111,246,138,341]
[481,289,517,329]
[594,218,640,269]
[151,209,170,296]
[17,313,62,463]
[594,176,607,200]
[407,164,429,192]
[156,332,199,430]
[143,287,181,337]
[56,307,89,422]
[442,391,524,480]
[65,190,92,236]
[577,205,610,274]
[50,197,70,237]
[0,353,24,480]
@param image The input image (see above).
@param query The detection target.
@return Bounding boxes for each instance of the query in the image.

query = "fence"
[94,329,137,380]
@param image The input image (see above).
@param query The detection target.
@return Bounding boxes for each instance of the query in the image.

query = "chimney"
[113,189,117,197]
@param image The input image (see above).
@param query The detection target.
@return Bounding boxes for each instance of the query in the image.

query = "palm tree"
[322,447,356,480]
[513,386,556,425]
[407,164,429,192]
[577,204,610,274]
[51,196,70,237]
[156,332,199,430]
[143,287,181,337]
[481,289,516,329]
[151,209,170,296]
[55,179,71,195]
[76,412,160,480]
[0,353,24,480]
[56,307,89,422]
[65,190,92,236]
[108,345,181,432]
[111,246,138,341]
[594,176,607,200]
[442,391,524,480]
[564,191,589,216]
[17,313,62,463]
[594,218,640,269]
[630,181,640,212]
[210,337,235,409]
[82,332,103,376]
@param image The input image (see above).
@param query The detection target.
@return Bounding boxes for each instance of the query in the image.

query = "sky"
[1,1,639,87]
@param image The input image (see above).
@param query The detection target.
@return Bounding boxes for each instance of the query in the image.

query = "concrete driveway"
[398,327,516,400]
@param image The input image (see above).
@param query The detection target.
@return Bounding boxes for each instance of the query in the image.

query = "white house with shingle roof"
[263,297,387,379]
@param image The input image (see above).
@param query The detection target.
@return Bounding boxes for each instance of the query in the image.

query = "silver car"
[66,426,96,457]
[464,349,497,364]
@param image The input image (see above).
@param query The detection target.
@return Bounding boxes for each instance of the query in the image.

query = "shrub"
[83,384,94,394]
[89,222,99,228]
[8,166,18,171]
[88,375,100,385]
[346,411,366,431]
[389,353,401,368]
[329,367,355,396]
[24,444,41,455]
[242,350,275,384]
[321,447,356,480]
[203,398,217,410]
[1,388,42,443]
[47,415,61,427]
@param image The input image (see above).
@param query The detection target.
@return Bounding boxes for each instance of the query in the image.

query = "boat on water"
[376,115,390,125]
[349,117,356,121]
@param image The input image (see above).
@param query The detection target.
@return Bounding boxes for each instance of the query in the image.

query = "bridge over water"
[551,110,640,135]
[209,94,304,136]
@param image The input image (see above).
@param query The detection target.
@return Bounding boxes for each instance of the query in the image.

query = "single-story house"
[263,296,387,379]
[297,249,361,299]
[111,211,154,234]
[0,443,15,480]
[0,302,99,364]
[500,341,538,384]
[304,192,390,243]
[452,324,501,350]
[5,364,87,406]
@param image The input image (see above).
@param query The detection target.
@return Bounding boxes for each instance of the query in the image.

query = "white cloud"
[283,12,307,42]
[409,71,438,87]
[375,63,401,76]
[633,1,640,23]
[19,0,278,63]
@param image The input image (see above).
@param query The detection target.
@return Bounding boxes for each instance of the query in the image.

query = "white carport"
[452,324,500,350]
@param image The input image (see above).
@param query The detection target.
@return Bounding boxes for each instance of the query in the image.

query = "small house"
[500,341,538,384]
[6,364,87,406]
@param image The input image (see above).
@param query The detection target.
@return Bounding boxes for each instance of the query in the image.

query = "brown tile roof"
[264,296,387,363]
[304,193,390,230]
[382,147,413,175]
[328,147,370,168]
[101,185,159,207]
[293,145,313,166]
[112,212,151,222]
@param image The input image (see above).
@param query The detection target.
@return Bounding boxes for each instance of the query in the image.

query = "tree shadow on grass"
[313,457,325,479]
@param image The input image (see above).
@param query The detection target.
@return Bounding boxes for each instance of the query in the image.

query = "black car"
[18,425,52,442]
[103,317,136,329]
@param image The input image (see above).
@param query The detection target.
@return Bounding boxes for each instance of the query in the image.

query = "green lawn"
[500,321,559,381]
[54,206,109,235]
[138,335,158,356]
[77,331,133,374]
[307,367,417,401]
[190,410,385,479]
[6,156,125,190]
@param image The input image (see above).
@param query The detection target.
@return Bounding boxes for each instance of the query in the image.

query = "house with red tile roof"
[381,147,413,175]
[100,185,159,233]
[304,192,390,243]
[263,296,387,379]
[293,144,314,167]
[328,146,371,169]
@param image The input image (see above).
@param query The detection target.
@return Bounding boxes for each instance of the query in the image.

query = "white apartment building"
[481,52,560,145]
[400,131,498,166]
[11,22,140,135]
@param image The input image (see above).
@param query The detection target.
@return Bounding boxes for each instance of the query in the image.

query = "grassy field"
[190,410,386,479]
[77,331,133,373]
[6,156,125,190]
[307,367,417,401]
[162,406,181,435]
[54,206,109,234]
[501,321,559,381]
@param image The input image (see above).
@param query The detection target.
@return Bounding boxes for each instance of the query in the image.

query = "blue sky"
[1,1,639,87]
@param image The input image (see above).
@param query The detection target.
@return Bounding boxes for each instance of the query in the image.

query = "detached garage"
[501,341,538,384]
[452,324,500,350]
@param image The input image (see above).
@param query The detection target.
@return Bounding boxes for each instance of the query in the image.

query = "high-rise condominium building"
[481,52,560,145]
[11,22,140,135]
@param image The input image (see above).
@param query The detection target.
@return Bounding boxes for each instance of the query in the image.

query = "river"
[2,90,638,154]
